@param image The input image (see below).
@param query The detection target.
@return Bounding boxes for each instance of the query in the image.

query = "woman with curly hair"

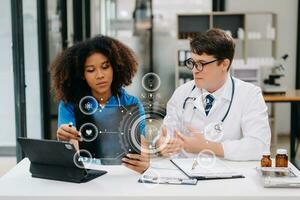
[51,35,149,173]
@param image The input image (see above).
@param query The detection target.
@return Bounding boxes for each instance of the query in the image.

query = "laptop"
[18,137,107,183]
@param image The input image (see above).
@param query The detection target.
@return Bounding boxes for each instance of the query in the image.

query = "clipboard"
[170,158,245,180]
[138,175,197,185]
[138,160,198,185]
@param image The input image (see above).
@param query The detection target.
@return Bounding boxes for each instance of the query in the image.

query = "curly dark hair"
[50,35,138,104]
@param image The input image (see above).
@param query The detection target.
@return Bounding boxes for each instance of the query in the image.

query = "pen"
[68,122,83,141]
[191,158,198,170]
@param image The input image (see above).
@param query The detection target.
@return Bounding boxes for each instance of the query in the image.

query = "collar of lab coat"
[199,73,232,102]
[187,74,233,114]
[219,73,233,101]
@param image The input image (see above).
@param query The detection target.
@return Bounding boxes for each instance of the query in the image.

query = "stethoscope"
[181,76,235,139]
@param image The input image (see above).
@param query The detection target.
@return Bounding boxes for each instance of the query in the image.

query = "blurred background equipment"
[263,54,289,94]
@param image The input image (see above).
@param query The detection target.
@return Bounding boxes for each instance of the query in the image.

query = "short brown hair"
[50,35,138,103]
[190,28,235,69]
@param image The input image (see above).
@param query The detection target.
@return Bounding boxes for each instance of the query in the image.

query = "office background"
[0,0,300,176]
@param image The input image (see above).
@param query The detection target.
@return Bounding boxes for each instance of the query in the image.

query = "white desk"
[0,158,300,200]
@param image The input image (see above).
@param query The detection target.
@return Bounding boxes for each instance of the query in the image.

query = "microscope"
[263,54,288,94]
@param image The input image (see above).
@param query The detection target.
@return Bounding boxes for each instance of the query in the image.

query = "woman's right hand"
[57,124,81,141]
[57,124,81,151]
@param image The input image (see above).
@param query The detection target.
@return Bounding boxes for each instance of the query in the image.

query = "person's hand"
[57,124,81,141]
[176,127,224,156]
[155,127,184,157]
[175,127,206,153]
[57,124,81,151]
[122,136,150,174]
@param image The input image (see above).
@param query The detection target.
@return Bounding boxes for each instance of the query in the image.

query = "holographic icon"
[140,168,161,188]
[79,123,98,142]
[79,96,98,115]
[73,149,92,169]
[204,122,224,142]
[145,123,159,144]
[142,73,161,92]
[196,149,217,169]
[84,102,93,110]
[119,103,167,155]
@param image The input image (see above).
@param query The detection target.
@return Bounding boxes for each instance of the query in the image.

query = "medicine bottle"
[275,149,288,168]
[261,151,272,167]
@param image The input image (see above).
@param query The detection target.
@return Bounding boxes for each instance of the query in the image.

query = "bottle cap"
[276,149,287,155]
[262,151,271,156]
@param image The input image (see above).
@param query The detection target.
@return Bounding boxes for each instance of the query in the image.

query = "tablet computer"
[18,137,107,183]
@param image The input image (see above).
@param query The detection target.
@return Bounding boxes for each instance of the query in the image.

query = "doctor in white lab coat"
[155,28,271,161]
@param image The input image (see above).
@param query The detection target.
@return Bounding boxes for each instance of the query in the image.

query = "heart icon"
[85,129,92,136]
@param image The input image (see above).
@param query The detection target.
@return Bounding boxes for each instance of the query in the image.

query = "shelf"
[178,15,210,39]
[178,14,246,40]
[212,14,245,38]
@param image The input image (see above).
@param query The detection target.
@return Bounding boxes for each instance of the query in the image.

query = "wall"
[0,0,42,151]
[23,0,42,140]
[0,0,15,147]
[226,0,299,135]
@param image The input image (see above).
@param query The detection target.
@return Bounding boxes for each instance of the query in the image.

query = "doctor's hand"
[155,127,184,157]
[174,128,206,153]
[175,127,224,157]
[122,136,150,174]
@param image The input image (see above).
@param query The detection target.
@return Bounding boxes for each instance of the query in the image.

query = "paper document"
[139,160,197,185]
[171,158,244,179]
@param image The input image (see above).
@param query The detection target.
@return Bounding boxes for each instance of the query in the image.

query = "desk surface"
[0,158,300,200]
[263,90,300,102]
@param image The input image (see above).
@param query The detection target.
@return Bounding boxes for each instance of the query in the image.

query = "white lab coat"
[163,75,271,161]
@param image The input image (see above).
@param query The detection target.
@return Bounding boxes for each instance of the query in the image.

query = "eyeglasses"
[184,58,221,71]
